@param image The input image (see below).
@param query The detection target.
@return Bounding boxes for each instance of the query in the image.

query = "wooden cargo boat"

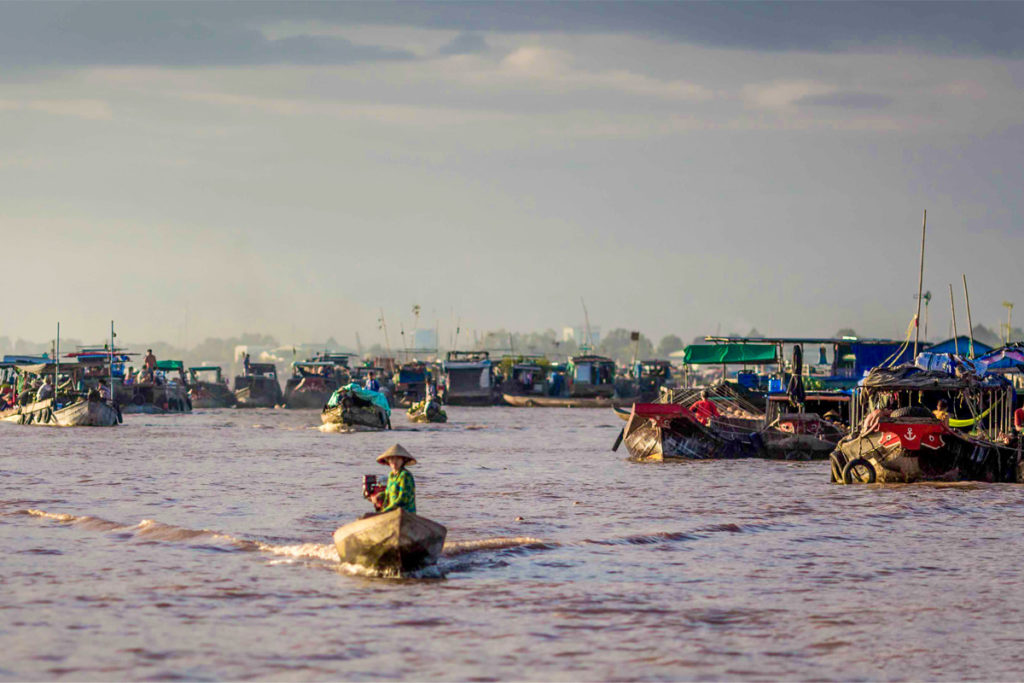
[333,508,447,575]
[567,354,616,399]
[504,394,632,408]
[831,363,1021,484]
[234,362,283,408]
[442,351,496,406]
[321,384,391,430]
[120,360,192,414]
[187,366,236,408]
[616,403,762,461]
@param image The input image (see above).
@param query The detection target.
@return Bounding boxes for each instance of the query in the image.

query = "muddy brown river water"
[3,407,1024,681]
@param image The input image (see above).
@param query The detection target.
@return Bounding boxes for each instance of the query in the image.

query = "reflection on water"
[4,407,1024,680]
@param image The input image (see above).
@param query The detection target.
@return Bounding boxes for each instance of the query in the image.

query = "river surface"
[3,407,1024,681]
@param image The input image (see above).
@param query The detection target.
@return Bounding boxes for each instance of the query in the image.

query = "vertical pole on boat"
[962,274,976,359]
[109,320,115,402]
[949,284,960,355]
[55,322,60,400]
[913,210,927,358]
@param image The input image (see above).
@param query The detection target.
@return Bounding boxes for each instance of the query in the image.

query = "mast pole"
[962,274,976,359]
[110,320,115,401]
[949,284,960,355]
[913,209,927,358]
[55,322,60,400]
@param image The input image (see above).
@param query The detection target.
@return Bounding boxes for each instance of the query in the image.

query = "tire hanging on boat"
[842,457,876,484]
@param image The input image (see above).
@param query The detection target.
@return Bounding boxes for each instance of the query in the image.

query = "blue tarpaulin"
[327,383,391,416]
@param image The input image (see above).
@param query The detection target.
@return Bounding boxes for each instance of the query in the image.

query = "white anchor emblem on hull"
[904,427,916,440]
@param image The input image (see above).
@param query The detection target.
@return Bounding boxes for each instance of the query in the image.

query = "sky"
[2,1,1022,350]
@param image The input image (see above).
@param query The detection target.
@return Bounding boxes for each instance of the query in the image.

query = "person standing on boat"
[370,444,416,513]
[98,379,112,402]
[933,399,951,426]
[365,372,381,393]
[689,389,720,425]
[143,349,157,382]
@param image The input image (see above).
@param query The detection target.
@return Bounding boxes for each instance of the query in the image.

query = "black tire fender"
[842,457,877,484]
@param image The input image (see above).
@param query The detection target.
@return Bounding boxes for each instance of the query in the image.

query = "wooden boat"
[442,351,496,406]
[188,366,237,408]
[321,386,391,430]
[119,359,192,413]
[830,363,1021,484]
[333,508,447,574]
[616,403,762,461]
[503,394,633,409]
[1,397,119,427]
[234,363,284,408]
[407,398,447,423]
[613,405,631,421]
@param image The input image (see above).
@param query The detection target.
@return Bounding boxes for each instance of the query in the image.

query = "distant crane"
[1003,301,1015,343]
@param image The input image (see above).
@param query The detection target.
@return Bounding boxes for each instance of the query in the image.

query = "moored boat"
[333,508,447,575]
[503,394,633,408]
[830,361,1021,484]
[442,351,496,406]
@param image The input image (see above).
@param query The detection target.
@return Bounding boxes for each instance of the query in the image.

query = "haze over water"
[3,407,1024,680]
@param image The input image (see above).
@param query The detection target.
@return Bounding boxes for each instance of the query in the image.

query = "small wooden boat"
[407,398,447,423]
[613,405,631,421]
[333,509,447,574]
[503,394,633,409]
[321,385,391,429]
[1,397,119,427]
[234,363,284,408]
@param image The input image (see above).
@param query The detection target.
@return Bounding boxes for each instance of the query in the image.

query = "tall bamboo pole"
[55,322,60,399]
[949,284,960,355]
[962,274,976,359]
[110,321,115,402]
[913,210,927,357]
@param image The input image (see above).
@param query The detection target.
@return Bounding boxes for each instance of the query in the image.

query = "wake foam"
[16,509,552,572]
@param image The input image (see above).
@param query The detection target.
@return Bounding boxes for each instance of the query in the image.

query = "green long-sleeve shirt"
[380,469,416,513]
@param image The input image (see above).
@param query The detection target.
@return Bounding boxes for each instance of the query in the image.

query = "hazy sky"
[2,1,1022,349]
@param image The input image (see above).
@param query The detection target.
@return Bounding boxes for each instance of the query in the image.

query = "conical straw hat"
[376,443,417,466]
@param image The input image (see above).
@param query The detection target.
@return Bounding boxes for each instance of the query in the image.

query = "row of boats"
[616,341,1024,487]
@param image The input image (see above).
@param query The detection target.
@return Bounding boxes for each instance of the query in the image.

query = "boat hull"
[504,394,632,409]
[333,509,447,574]
[831,418,1022,484]
[189,383,237,409]
[0,398,119,426]
[234,385,279,408]
[321,404,389,430]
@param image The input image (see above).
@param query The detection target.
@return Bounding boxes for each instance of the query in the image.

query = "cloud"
[797,91,894,110]
[439,32,489,56]
[0,4,414,68]
[0,98,112,120]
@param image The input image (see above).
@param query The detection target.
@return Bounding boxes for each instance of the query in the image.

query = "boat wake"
[11,509,553,578]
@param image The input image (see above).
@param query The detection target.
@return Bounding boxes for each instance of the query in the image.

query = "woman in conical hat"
[372,444,417,513]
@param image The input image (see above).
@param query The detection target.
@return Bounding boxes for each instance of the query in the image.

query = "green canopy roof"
[155,360,184,371]
[683,344,777,365]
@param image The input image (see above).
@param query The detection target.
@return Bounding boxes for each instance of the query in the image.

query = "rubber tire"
[842,457,877,484]
[891,406,934,419]
[132,394,145,406]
